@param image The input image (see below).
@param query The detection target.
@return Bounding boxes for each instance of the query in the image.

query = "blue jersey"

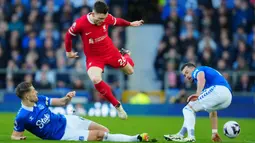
[192,66,232,92]
[14,95,66,140]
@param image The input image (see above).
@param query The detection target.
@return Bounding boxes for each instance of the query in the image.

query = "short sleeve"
[192,68,202,79]
[105,14,117,25]
[14,117,25,132]
[68,18,83,36]
[38,95,52,106]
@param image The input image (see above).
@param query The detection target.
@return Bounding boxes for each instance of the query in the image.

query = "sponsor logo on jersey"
[29,116,34,121]
[95,34,107,43]
[89,38,94,44]
[38,104,45,110]
[36,113,50,129]
[88,34,107,44]
[85,32,92,35]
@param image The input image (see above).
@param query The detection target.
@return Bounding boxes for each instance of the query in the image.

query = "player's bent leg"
[121,62,134,75]
[87,130,105,141]
[88,122,109,132]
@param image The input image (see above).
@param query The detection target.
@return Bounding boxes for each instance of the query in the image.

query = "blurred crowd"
[0,0,254,99]
[0,0,124,93]
[154,0,255,93]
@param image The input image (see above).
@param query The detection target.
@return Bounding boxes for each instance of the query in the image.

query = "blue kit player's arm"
[11,117,26,140]
[192,68,206,97]
[51,91,76,106]
[195,71,206,96]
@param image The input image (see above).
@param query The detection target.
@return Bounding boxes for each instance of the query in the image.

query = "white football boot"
[115,104,128,120]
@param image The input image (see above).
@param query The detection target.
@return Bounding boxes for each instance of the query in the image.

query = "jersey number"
[118,57,126,66]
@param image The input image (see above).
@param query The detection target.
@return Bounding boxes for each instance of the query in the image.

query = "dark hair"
[15,82,33,99]
[180,63,196,71]
[93,1,108,14]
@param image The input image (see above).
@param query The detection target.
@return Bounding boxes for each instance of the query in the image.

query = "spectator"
[6,79,15,92]
[35,63,55,84]
[0,45,7,68]
[161,0,185,20]
[72,79,85,90]
[198,31,217,53]
[235,73,252,92]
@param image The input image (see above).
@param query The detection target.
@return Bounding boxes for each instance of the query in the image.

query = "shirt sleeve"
[14,117,25,132]
[65,18,83,52]
[192,68,202,80]
[106,14,130,26]
[38,95,52,106]
[68,18,83,36]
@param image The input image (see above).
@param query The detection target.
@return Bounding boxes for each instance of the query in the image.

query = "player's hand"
[130,20,144,27]
[187,94,198,102]
[66,52,79,58]
[212,133,222,142]
[66,91,76,99]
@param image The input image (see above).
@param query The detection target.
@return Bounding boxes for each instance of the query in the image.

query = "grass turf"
[0,113,254,143]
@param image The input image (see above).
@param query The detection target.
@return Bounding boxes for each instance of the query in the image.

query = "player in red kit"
[65,1,144,120]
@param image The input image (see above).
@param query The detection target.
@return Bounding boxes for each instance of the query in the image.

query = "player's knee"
[96,130,106,141]
[91,76,102,84]
[125,68,134,75]
[183,105,194,114]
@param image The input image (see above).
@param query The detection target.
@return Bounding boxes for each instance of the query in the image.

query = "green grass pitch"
[0,113,254,143]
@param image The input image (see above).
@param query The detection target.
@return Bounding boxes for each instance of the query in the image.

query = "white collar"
[21,103,36,112]
[87,13,95,24]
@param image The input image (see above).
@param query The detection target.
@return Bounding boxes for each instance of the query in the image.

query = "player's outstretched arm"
[130,20,144,27]
[51,91,76,106]
[11,130,26,140]
[108,14,144,27]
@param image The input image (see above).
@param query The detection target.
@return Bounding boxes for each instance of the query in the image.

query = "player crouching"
[164,63,232,142]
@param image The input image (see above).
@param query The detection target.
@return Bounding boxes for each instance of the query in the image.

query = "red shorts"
[86,50,127,71]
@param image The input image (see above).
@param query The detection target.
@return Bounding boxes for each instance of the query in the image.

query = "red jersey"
[65,13,130,58]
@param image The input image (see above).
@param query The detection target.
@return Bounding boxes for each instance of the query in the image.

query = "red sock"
[124,54,134,67]
[94,81,119,106]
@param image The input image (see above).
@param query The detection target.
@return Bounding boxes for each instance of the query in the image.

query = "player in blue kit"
[11,81,150,142]
[164,63,232,142]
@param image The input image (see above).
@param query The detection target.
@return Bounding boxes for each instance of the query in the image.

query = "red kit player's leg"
[123,54,134,67]
[106,49,135,75]
[94,80,119,106]
[87,66,119,106]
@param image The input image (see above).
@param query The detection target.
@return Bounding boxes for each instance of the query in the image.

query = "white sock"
[177,122,187,137]
[183,106,196,138]
[103,132,139,142]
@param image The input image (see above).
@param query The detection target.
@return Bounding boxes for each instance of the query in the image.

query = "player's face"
[25,86,38,102]
[92,12,108,26]
[182,66,194,81]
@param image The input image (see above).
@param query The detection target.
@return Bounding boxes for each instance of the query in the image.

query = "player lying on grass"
[65,1,144,120]
[164,63,232,142]
[11,81,150,142]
